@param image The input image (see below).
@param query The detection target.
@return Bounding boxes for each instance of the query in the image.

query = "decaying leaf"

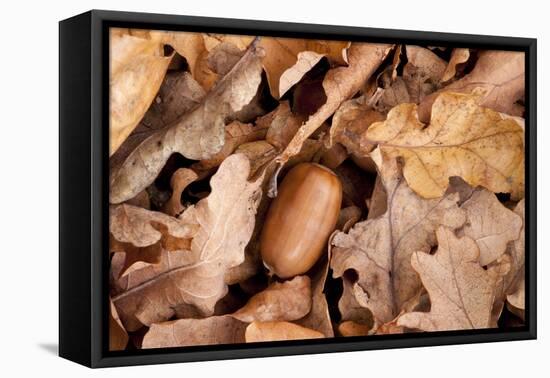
[110,43,265,204]
[259,37,350,99]
[233,276,312,322]
[113,155,264,330]
[397,227,509,331]
[162,168,198,217]
[143,316,247,348]
[109,300,128,351]
[442,48,470,82]
[270,42,393,195]
[366,92,525,200]
[110,29,172,156]
[245,321,325,342]
[461,189,522,266]
[419,50,525,122]
[331,149,466,326]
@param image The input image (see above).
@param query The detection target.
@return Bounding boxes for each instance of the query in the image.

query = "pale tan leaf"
[110,44,265,204]
[366,92,525,200]
[506,200,525,311]
[331,149,465,325]
[233,276,311,322]
[245,321,324,342]
[461,189,522,266]
[442,48,470,82]
[259,37,350,99]
[161,168,198,217]
[109,300,128,351]
[273,43,392,182]
[260,101,306,150]
[142,316,247,348]
[109,29,172,156]
[398,227,508,331]
[419,50,525,122]
[113,155,264,330]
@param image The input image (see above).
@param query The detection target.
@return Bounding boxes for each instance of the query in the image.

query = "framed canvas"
[59,10,537,368]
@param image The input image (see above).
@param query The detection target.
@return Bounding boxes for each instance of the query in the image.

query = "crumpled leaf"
[331,149,466,326]
[397,227,509,331]
[442,48,470,82]
[142,315,247,348]
[109,29,172,156]
[110,204,197,248]
[245,321,325,342]
[366,92,525,200]
[161,168,198,217]
[506,200,525,312]
[418,50,525,122]
[260,101,306,150]
[461,189,522,266]
[109,300,128,351]
[113,155,264,330]
[233,276,311,322]
[110,43,265,204]
[259,37,350,99]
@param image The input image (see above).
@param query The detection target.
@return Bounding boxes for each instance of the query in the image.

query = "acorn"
[260,163,343,278]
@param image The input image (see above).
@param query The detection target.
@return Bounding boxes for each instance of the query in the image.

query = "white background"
[0,0,547,376]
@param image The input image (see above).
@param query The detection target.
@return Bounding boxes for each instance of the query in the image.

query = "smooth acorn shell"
[260,163,343,278]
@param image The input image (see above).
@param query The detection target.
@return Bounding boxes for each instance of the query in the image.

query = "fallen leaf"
[161,168,198,217]
[110,204,197,248]
[260,101,307,150]
[506,200,525,312]
[259,37,350,99]
[233,276,312,322]
[461,189,522,266]
[245,321,325,342]
[397,227,509,331]
[110,300,128,351]
[418,50,525,122]
[113,155,264,330]
[442,48,470,82]
[338,320,370,337]
[273,43,392,180]
[110,43,265,204]
[190,121,269,174]
[142,316,247,348]
[331,149,466,326]
[366,92,525,199]
[109,29,172,156]
[402,45,446,103]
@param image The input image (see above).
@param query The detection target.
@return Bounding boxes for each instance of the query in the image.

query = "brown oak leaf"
[441,48,470,83]
[331,149,466,326]
[245,321,325,342]
[461,189,522,266]
[365,92,525,199]
[397,227,509,331]
[110,43,265,204]
[112,154,264,330]
[109,300,128,351]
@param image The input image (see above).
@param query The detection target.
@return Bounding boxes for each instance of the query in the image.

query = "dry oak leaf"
[259,37,350,99]
[109,29,172,156]
[245,321,324,342]
[113,154,264,330]
[191,120,269,175]
[442,48,470,83]
[260,101,306,150]
[506,200,525,311]
[110,204,197,248]
[270,42,392,196]
[366,92,525,200]
[461,189,522,266]
[418,50,525,123]
[331,149,466,325]
[233,276,312,323]
[109,43,265,204]
[109,71,206,172]
[338,320,371,337]
[161,168,199,217]
[398,227,509,331]
[109,300,128,351]
[142,315,247,348]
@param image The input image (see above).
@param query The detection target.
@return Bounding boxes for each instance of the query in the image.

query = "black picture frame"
[59,9,537,368]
